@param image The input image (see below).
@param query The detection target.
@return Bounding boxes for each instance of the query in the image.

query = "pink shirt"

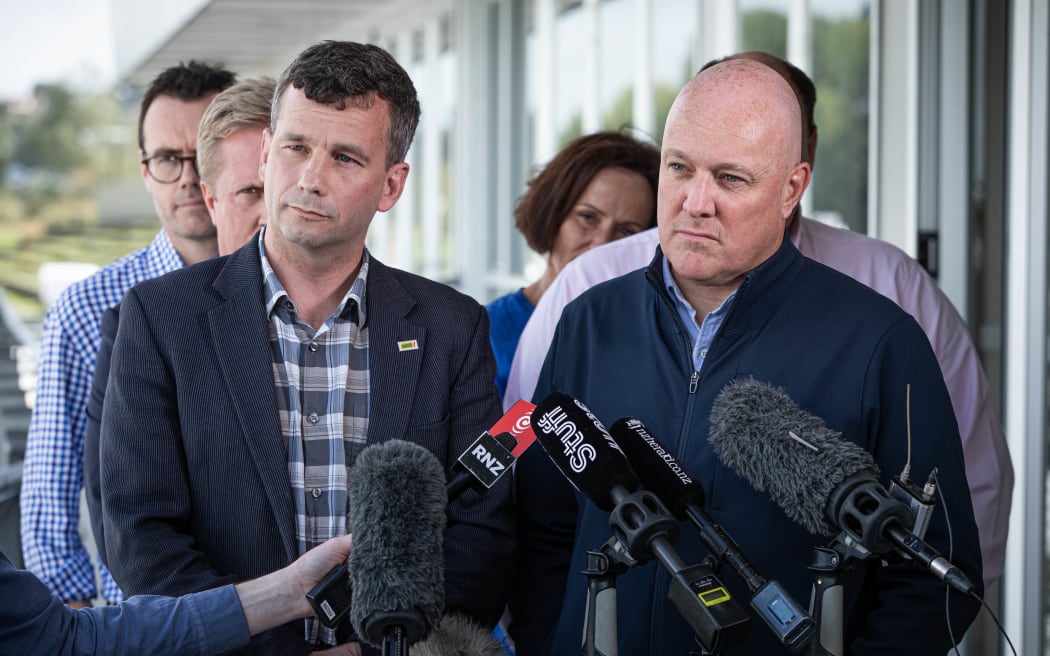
[505,219,1012,584]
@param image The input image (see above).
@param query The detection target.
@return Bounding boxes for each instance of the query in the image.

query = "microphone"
[530,393,638,512]
[707,378,974,595]
[410,614,506,656]
[309,405,537,630]
[609,417,815,652]
[447,400,537,501]
[531,392,751,653]
[348,439,447,650]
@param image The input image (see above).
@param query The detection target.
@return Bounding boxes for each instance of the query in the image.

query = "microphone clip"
[608,489,680,563]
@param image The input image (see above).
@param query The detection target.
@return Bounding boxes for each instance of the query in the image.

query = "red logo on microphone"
[492,400,538,458]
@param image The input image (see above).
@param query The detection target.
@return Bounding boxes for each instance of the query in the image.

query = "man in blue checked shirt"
[19,61,235,608]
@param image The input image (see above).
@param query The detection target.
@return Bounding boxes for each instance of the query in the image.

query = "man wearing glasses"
[20,61,234,608]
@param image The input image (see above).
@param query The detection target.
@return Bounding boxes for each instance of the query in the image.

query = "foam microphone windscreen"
[410,614,507,656]
[349,439,447,646]
[610,417,704,518]
[530,392,639,511]
[707,378,877,536]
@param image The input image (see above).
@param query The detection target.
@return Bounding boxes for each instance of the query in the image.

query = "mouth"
[286,204,330,221]
[175,190,206,210]
[674,227,719,243]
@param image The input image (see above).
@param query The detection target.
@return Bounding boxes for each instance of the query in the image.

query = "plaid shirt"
[20,230,184,603]
[260,232,370,645]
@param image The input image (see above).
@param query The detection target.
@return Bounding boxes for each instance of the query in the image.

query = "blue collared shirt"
[3,549,248,655]
[20,229,186,603]
[661,256,736,373]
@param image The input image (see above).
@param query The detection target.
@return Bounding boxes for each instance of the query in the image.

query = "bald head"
[705,51,817,166]
[657,58,811,317]
[676,59,804,172]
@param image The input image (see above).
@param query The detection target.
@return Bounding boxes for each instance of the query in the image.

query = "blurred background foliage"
[0,83,153,325]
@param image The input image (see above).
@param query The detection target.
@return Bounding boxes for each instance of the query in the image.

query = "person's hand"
[289,534,353,610]
[309,642,362,656]
[237,534,353,635]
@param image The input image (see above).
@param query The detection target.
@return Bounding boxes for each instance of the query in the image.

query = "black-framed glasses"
[141,154,199,183]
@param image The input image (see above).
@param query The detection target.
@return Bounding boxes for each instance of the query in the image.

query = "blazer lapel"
[365,259,423,447]
[208,245,299,560]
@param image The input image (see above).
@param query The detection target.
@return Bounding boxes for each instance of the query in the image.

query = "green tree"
[742,9,788,58]
[811,14,870,231]
[15,84,90,173]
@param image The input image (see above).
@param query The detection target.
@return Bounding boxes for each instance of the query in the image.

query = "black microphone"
[309,403,539,632]
[446,400,538,501]
[532,392,751,653]
[349,439,447,650]
[707,378,974,595]
[610,417,815,652]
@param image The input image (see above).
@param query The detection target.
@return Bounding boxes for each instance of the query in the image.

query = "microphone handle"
[381,626,408,656]
[685,504,816,651]
[606,485,751,653]
[885,523,974,594]
[446,469,474,503]
[684,504,767,592]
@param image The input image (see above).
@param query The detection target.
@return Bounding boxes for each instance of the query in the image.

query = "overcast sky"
[1,0,116,101]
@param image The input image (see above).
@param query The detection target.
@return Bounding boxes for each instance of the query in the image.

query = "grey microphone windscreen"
[411,614,507,656]
[708,378,877,536]
[349,439,447,646]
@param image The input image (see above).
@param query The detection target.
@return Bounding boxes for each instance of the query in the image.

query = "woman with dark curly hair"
[487,130,659,398]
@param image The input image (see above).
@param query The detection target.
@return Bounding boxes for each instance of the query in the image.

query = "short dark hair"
[515,131,660,254]
[272,41,421,168]
[138,61,236,152]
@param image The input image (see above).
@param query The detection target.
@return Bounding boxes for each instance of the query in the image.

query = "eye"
[286,144,305,153]
[577,210,599,225]
[336,153,360,165]
[618,226,641,237]
[238,186,262,196]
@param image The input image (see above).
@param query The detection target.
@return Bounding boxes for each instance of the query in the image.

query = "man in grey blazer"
[100,41,514,656]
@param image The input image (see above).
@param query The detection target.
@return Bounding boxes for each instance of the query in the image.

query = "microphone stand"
[806,472,938,656]
[582,537,637,656]
[606,488,751,655]
[806,538,860,656]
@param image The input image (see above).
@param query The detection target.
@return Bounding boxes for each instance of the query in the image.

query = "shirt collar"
[259,227,369,327]
[660,256,737,327]
[151,229,189,274]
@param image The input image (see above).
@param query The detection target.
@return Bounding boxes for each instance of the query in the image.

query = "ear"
[140,157,151,190]
[781,161,812,220]
[200,180,218,222]
[259,128,273,180]
[377,162,410,213]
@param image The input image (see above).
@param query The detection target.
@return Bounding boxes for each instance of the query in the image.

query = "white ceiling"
[118,0,407,87]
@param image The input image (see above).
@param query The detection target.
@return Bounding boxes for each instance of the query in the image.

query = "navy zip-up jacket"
[510,237,982,655]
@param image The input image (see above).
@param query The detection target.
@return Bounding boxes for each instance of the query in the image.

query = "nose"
[593,224,617,247]
[683,176,716,218]
[298,154,324,194]
[179,157,200,187]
